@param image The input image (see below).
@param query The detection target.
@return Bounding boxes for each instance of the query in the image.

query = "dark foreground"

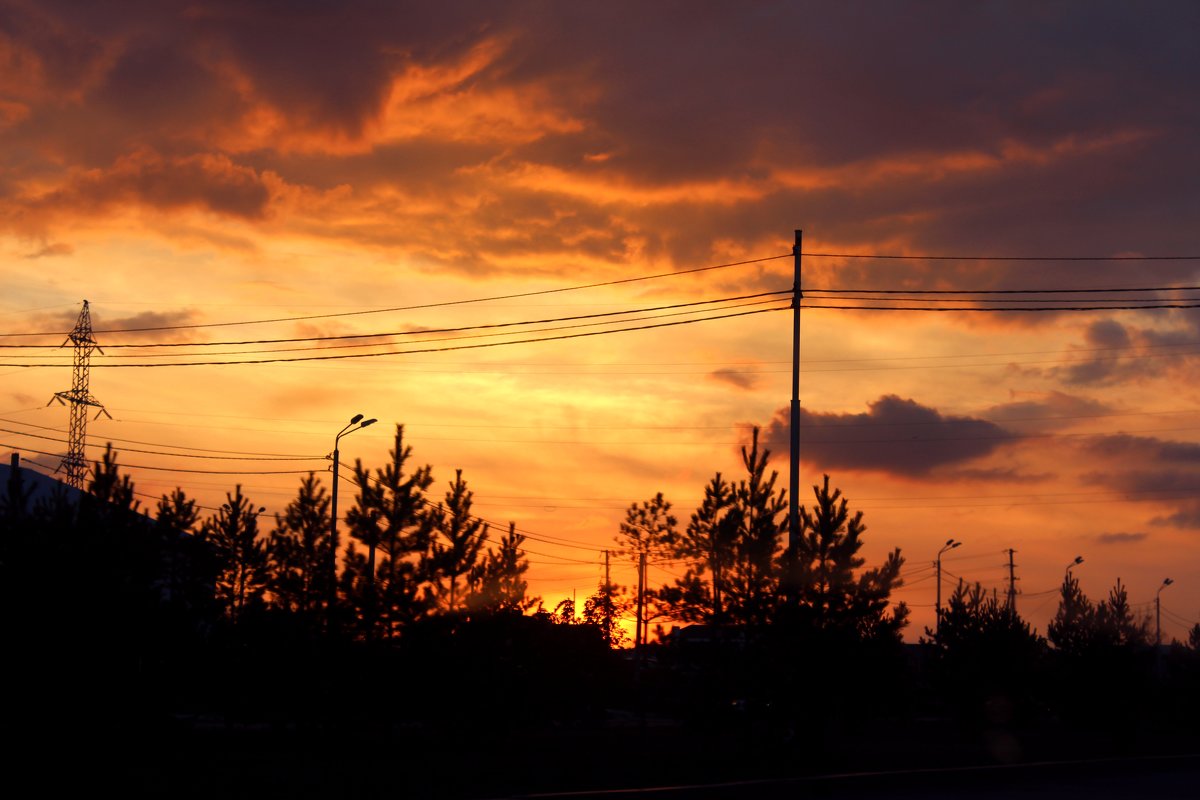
[20,713,1198,800]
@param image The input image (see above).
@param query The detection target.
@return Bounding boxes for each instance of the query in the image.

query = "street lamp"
[1064,555,1084,580]
[328,413,377,622]
[1157,578,1174,646]
[935,538,962,634]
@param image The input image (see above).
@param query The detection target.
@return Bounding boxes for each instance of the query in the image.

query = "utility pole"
[1006,548,1018,611]
[788,230,802,555]
[605,549,610,589]
[635,551,647,649]
[49,300,110,489]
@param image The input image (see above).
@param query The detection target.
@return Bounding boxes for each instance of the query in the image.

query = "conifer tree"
[156,488,199,534]
[268,473,332,620]
[155,487,207,612]
[343,424,434,637]
[201,485,269,622]
[88,444,139,515]
[1048,572,1095,655]
[1095,577,1150,647]
[793,474,907,639]
[922,580,1047,720]
[615,492,677,644]
[660,474,739,624]
[427,469,488,613]
[721,429,786,627]
[469,522,535,614]
[582,580,629,647]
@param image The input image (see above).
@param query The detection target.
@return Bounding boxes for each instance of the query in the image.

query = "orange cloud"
[9,149,273,233]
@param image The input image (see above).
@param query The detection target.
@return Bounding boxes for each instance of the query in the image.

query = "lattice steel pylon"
[48,300,110,489]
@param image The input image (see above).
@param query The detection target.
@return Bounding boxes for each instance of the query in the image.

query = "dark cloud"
[22,241,72,258]
[1078,434,1200,531]
[29,306,205,344]
[3,2,1200,282]
[709,368,758,391]
[756,394,1020,477]
[1151,506,1200,529]
[1082,434,1200,466]
[33,151,271,221]
[1095,531,1148,544]
[982,391,1113,430]
[1060,320,1150,386]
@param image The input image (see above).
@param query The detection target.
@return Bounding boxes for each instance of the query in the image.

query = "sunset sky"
[3,1,1200,641]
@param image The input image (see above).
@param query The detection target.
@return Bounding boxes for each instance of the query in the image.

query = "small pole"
[1156,594,1161,646]
[636,551,647,649]
[1007,548,1017,611]
[935,555,942,633]
[329,443,341,622]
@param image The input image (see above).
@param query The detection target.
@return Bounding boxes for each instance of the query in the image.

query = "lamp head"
[361,418,377,428]
[1164,578,1174,587]
[951,541,962,550]
[1073,556,1084,566]
[350,413,364,425]
[945,538,955,546]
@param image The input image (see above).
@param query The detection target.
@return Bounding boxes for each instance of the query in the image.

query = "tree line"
[3,422,1199,764]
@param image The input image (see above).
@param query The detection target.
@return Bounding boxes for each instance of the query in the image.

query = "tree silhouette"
[659,474,739,624]
[426,469,488,613]
[469,522,535,615]
[154,487,212,617]
[343,424,434,637]
[923,580,1047,722]
[88,443,139,514]
[1048,572,1095,655]
[156,488,199,534]
[201,485,268,622]
[791,474,907,639]
[721,429,786,627]
[615,492,677,646]
[582,580,629,647]
[268,473,332,623]
[1095,577,1150,647]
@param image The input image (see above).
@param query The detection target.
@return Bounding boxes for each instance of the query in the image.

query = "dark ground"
[23,710,1198,799]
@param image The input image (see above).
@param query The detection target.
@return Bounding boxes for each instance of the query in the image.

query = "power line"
[806,284,1200,294]
[799,302,1200,313]
[0,425,323,462]
[0,291,789,351]
[0,305,788,368]
[803,252,1200,262]
[1,441,315,475]
[0,415,320,458]
[0,254,792,338]
[806,295,1200,305]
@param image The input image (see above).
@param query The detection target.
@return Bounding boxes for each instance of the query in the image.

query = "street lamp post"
[935,538,962,634]
[1064,555,1084,581]
[1157,578,1174,646]
[328,413,376,626]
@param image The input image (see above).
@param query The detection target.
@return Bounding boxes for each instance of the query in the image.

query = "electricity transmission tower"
[48,300,110,488]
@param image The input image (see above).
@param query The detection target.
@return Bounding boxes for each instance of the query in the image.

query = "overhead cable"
[0,305,788,368]
[0,253,792,338]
